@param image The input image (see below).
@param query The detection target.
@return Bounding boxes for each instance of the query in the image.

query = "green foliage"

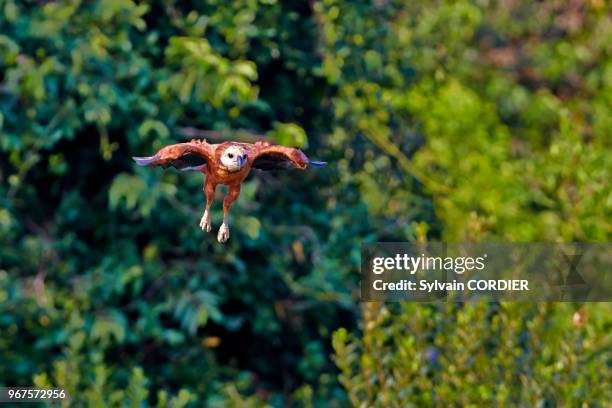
[0,0,610,406]
[162,36,258,106]
[334,303,612,406]
[315,0,611,241]
[315,0,611,405]
[268,122,309,148]
[0,0,398,405]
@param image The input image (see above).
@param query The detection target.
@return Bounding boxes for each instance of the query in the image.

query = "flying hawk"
[133,139,326,243]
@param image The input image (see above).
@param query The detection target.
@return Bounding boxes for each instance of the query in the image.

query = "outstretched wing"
[251,142,327,171]
[132,140,214,171]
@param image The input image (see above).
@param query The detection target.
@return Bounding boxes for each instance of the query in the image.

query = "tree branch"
[178,127,268,143]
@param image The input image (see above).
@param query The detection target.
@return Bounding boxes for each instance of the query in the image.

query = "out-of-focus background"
[0,0,610,406]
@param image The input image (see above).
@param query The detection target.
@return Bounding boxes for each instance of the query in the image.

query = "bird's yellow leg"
[217,185,241,243]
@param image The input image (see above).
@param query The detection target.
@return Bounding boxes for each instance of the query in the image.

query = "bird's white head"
[220,145,248,172]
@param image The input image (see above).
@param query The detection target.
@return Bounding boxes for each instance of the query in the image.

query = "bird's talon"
[217,223,230,243]
[199,211,211,232]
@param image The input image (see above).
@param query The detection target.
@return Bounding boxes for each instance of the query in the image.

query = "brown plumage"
[133,139,327,243]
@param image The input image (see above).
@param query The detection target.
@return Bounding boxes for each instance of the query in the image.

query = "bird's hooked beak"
[238,155,246,168]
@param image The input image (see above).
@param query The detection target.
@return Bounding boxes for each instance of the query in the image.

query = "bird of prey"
[133,139,326,243]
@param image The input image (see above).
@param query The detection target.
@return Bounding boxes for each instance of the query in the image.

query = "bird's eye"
[242,154,247,159]
[228,153,234,158]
